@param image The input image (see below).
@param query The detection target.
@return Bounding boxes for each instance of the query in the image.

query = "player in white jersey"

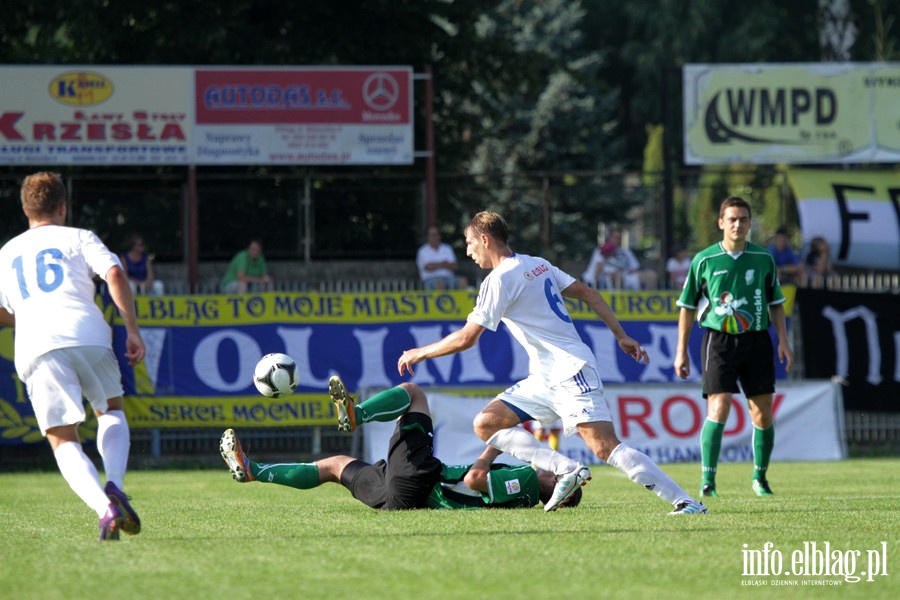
[0,172,146,540]
[398,211,706,514]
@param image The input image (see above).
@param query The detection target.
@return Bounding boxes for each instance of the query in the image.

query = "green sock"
[701,419,725,487]
[250,461,321,490]
[752,424,775,481]
[355,387,411,424]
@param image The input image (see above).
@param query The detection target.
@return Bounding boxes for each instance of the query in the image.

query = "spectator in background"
[586,228,658,290]
[665,244,692,290]
[804,236,834,289]
[120,233,164,296]
[417,226,467,290]
[768,227,804,286]
[222,239,273,294]
[581,241,608,289]
[529,419,563,452]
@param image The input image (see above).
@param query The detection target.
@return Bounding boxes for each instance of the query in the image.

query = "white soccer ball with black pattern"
[253,353,299,397]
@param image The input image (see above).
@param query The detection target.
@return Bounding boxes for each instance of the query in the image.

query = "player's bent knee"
[472,413,499,442]
[402,384,430,415]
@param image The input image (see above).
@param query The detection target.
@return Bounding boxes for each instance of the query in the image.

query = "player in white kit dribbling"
[0,172,146,540]
[398,211,706,514]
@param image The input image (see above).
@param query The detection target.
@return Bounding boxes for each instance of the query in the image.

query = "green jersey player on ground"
[220,377,580,510]
[674,196,793,499]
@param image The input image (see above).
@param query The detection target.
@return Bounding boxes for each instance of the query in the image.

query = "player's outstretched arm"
[0,307,14,327]
[562,281,648,364]
[397,320,485,376]
[105,265,146,366]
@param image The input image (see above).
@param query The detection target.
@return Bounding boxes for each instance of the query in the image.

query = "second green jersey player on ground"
[220,377,581,510]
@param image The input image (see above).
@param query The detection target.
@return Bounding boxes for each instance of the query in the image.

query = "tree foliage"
[1,0,893,261]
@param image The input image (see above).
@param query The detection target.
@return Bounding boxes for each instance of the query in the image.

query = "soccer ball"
[253,353,299,397]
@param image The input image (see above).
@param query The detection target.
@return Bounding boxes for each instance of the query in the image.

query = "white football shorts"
[25,346,124,434]
[497,365,611,437]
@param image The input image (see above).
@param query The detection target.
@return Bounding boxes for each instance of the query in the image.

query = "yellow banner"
[684,63,900,164]
[120,288,795,328]
[127,291,475,326]
[126,394,336,428]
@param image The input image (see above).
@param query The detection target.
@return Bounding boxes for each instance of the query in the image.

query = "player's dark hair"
[719,196,751,219]
[563,487,583,508]
[538,481,582,509]
[466,211,509,246]
[21,172,66,218]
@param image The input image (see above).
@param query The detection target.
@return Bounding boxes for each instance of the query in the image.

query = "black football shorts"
[701,329,776,398]
[340,411,441,510]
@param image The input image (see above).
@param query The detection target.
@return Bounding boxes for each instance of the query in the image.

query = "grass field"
[1,459,897,599]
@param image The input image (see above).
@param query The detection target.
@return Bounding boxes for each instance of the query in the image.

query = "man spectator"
[592,228,658,290]
[768,228,804,286]
[416,226,466,290]
[665,244,691,290]
[221,239,274,294]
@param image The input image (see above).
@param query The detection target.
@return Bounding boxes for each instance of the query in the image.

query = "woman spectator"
[804,236,834,289]
[120,233,164,295]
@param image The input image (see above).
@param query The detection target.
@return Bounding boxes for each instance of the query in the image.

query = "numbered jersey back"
[0,225,120,376]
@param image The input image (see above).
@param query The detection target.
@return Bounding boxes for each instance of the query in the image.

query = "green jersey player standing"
[674,197,793,498]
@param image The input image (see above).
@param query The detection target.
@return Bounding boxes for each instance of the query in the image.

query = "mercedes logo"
[362,72,400,111]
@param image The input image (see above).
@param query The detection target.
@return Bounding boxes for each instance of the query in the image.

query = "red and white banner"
[193,67,413,165]
[0,65,413,165]
[363,381,846,466]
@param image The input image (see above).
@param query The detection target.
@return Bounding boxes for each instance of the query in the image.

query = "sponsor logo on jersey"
[525,263,548,281]
[505,479,521,495]
[745,269,755,285]
[713,269,729,276]
[714,291,754,333]
[753,288,764,325]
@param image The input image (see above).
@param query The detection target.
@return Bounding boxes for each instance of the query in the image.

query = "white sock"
[487,427,577,475]
[97,410,130,488]
[53,441,110,517]
[607,443,692,505]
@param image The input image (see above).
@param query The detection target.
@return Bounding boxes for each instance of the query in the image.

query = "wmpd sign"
[683,62,900,165]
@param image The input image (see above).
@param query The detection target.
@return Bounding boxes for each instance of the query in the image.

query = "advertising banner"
[193,67,413,164]
[797,289,900,411]
[363,382,847,466]
[0,65,413,165]
[787,168,900,270]
[0,66,193,165]
[0,289,794,443]
[683,63,900,165]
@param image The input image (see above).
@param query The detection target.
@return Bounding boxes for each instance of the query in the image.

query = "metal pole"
[303,175,312,263]
[418,67,437,229]
[542,175,551,257]
[187,166,199,292]
[661,68,675,267]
